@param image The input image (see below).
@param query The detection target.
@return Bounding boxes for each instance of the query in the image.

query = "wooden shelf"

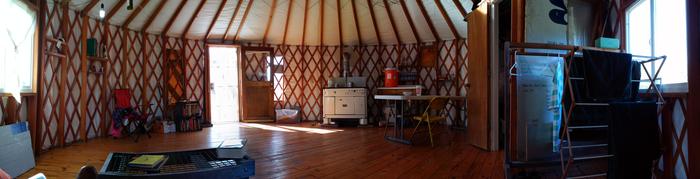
[45,51,66,58]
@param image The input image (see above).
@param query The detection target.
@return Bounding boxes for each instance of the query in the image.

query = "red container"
[384,68,399,87]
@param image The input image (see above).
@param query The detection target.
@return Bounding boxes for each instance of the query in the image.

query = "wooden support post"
[686,0,699,177]
[141,34,148,109]
[101,21,111,137]
[122,29,128,88]
[26,95,37,154]
[57,3,70,147]
[80,14,89,142]
[35,0,46,155]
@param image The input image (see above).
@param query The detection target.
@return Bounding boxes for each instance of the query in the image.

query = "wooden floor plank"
[19,122,504,178]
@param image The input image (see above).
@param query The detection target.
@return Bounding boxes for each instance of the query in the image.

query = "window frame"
[0,0,39,95]
[625,0,688,93]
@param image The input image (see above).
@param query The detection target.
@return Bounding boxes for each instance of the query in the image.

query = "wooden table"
[374,95,467,145]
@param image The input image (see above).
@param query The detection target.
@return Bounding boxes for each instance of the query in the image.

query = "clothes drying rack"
[502,42,667,179]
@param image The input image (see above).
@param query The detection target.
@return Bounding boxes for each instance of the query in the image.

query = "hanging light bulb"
[99,3,105,19]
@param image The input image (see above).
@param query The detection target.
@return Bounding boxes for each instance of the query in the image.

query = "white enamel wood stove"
[322,88,367,125]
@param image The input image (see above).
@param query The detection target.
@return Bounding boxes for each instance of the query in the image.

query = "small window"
[0,0,37,95]
[626,0,688,91]
[267,56,284,101]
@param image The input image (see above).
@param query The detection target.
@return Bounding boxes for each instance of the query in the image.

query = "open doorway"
[209,46,240,124]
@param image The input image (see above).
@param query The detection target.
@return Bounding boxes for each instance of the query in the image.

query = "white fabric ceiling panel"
[147,0,183,34]
[421,0,455,40]
[166,0,200,37]
[404,0,436,42]
[284,0,305,45]
[387,1,418,44]
[339,0,359,46]
[439,0,468,38]
[224,0,253,41]
[369,0,398,45]
[127,0,164,31]
[109,0,143,26]
[354,0,377,45]
[321,0,340,46]
[237,0,272,43]
[66,0,469,45]
[266,0,292,45]
[207,0,239,40]
[304,0,322,45]
[185,0,221,39]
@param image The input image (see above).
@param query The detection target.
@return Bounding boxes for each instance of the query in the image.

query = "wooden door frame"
[204,44,242,124]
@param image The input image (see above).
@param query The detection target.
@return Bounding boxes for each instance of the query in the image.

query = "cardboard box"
[155,121,176,134]
[0,122,36,178]
[163,121,176,133]
[595,37,620,49]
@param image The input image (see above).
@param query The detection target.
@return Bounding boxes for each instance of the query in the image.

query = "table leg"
[384,99,412,145]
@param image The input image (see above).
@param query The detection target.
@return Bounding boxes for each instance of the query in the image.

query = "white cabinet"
[335,97,354,114]
[323,96,335,115]
[322,88,368,125]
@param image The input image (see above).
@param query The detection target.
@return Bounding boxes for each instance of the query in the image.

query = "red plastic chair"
[113,89,153,142]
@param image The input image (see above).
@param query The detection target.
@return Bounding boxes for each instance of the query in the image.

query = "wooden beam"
[58,4,70,147]
[282,0,294,44]
[301,0,309,45]
[206,0,229,40]
[81,0,100,15]
[416,0,440,41]
[79,14,88,142]
[336,0,343,46]
[366,0,382,45]
[511,0,525,43]
[162,0,187,35]
[141,0,167,32]
[234,0,255,41]
[319,0,324,45]
[451,0,467,20]
[350,0,362,45]
[182,0,207,39]
[262,0,278,44]
[105,0,126,23]
[223,0,244,40]
[398,0,420,43]
[382,0,401,44]
[122,0,150,29]
[434,0,460,39]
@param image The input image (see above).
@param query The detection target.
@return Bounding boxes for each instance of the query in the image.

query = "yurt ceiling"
[61,0,472,46]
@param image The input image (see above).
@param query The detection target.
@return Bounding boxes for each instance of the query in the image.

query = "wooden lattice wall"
[33,2,205,152]
[242,39,468,122]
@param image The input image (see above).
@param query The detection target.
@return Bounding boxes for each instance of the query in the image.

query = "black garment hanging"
[582,50,633,101]
[609,101,661,179]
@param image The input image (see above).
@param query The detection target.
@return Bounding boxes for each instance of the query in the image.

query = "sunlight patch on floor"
[277,126,343,134]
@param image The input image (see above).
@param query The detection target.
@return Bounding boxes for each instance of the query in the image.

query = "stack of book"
[127,155,168,171]
[216,139,248,159]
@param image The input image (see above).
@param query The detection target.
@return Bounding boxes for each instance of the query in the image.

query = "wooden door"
[466,4,490,150]
[239,47,275,122]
